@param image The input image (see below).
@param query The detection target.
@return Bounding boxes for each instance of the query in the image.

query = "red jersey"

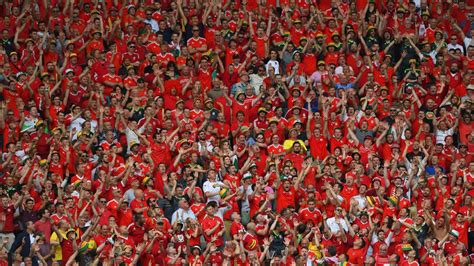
[276,186,297,213]
[298,208,323,226]
[201,214,224,247]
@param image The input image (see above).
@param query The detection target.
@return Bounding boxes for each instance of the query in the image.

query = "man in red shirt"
[283,141,305,172]
[127,213,147,246]
[298,198,323,228]
[275,179,297,214]
[130,189,147,215]
[101,64,123,96]
[187,26,207,59]
[0,194,23,250]
[229,212,245,239]
[346,238,367,265]
[201,201,224,248]
[50,202,70,225]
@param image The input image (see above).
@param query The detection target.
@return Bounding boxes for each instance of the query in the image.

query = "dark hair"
[296,223,307,234]
[206,201,217,209]
[327,245,337,256]
[38,209,47,217]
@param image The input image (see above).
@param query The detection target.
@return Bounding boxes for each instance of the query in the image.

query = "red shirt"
[201,214,224,247]
[451,221,469,247]
[276,186,297,213]
[309,135,329,160]
[190,203,206,222]
[127,222,146,245]
[401,261,420,266]
[249,193,266,218]
[185,227,201,247]
[0,205,15,232]
[298,208,323,226]
[347,247,366,265]
[156,52,175,66]
[283,152,305,172]
[117,208,133,227]
[330,137,347,153]
[267,144,285,156]
[130,199,147,214]
[87,40,105,56]
[253,36,267,58]
[188,255,205,266]
[50,214,70,225]
[61,238,78,264]
[187,37,207,50]
[230,221,245,239]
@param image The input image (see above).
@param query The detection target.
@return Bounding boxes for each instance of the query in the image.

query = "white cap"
[242,172,252,180]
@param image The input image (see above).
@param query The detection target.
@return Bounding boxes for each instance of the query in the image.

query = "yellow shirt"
[283,139,307,151]
[308,242,322,259]
[50,230,67,261]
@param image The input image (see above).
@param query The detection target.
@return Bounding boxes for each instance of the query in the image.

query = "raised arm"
[347,126,360,146]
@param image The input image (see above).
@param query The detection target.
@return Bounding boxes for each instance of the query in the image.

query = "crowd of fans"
[0,0,473,265]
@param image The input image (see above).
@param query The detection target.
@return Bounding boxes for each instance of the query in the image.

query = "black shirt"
[0,38,14,55]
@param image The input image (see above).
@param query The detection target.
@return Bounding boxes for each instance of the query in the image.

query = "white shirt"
[171,208,196,225]
[351,195,367,210]
[125,127,143,153]
[197,141,214,153]
[464,36,473,50]
[21,117,39,132]
[287,75,306,87]
[70,116,85,133]
[326,216,349,234]
[447,43,464,54]
[214,205,232,221]
[436,128,454,145]
[335,65,353,76]
[266,60,280,74]
[72,121,97,141]
[238,185,253,212]
[249,74,265,94]
[124,188,136,203]
[29,232,35,245]
[144,19,159,33]
[203,181,225,203]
